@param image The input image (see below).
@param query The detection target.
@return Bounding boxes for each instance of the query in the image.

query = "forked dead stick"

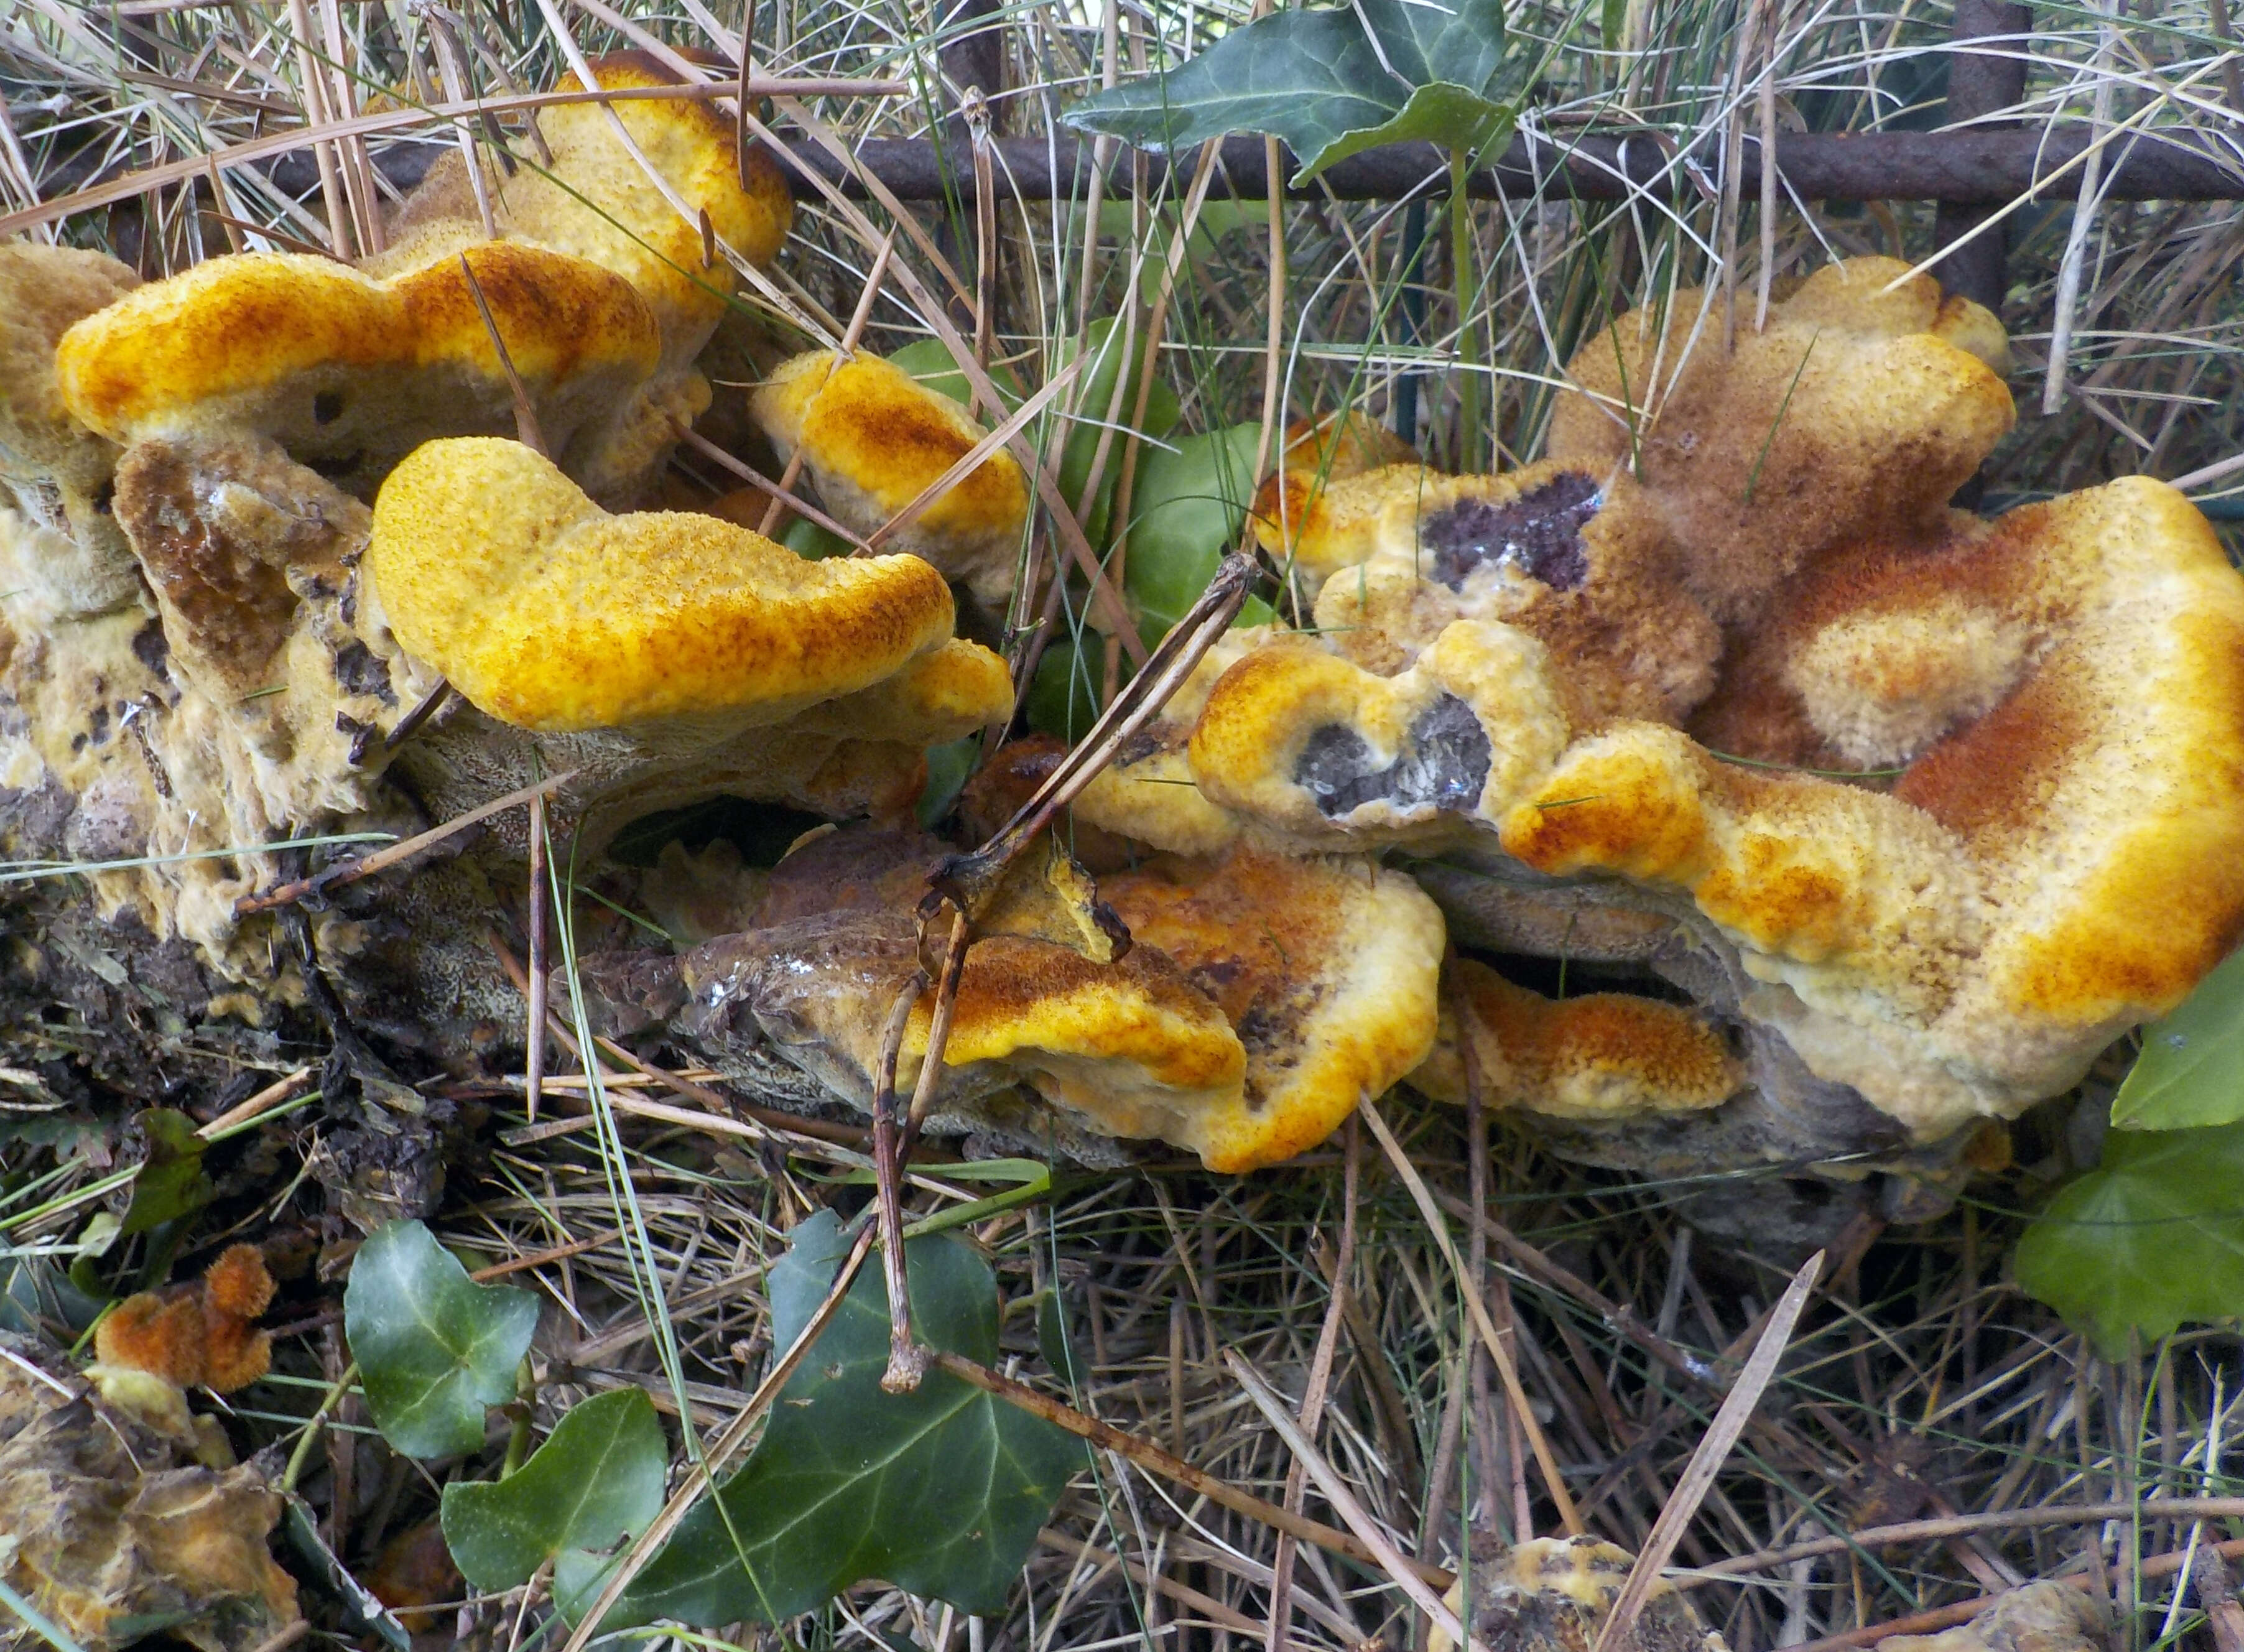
[1592,1249,1824,1652]
[872,552,1258,1388]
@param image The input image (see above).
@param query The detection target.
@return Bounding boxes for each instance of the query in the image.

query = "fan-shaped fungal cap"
[1103,846,1445,1171]
[1190,474,2244,1146]
[376,49,794,373]
[0,243,142,612]
[55,243,662,499]
[1410,957,1743,1120]
[750,349,1031,606]
[368,436,957,731]
[1548,256,2014,623]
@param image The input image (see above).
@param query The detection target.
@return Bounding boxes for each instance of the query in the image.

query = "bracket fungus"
[51,52,789,508]
[751,348,1032,607]
[1055,257,2244,1189]
[585,824,1442,1171]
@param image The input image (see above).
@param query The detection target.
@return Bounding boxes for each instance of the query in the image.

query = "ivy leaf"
[2014,1120,2244,1357]
[1126,424,1266,638]
[591,1210,1083,1630]
[1065,0,1523,184]
[2110,946,2244,1131]
[442,1388,668,1593]
[1056,318,1182,547]
[345,1220,540,1460]
[120,1109,213,1236]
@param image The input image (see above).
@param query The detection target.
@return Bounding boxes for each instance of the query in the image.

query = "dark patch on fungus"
[1422,471,1600,593]
[312,390,344,426]
[131,622,169,679]
[332,639,393,703]
[1294,694,1493,818]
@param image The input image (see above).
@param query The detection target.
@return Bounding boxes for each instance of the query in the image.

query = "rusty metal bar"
[775,124,2243,203]
[1933,1,2034,312]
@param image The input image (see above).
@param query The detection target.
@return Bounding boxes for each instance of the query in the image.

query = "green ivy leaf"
[592,1210,1082,1630]
[887,338,1027,412]
[1126,424,1266,637]
[441,1388,668,1593]
[2014,1120,2244,1358]
[345,1220,540,1460]
[1057,318,1182,545]
[2110,946,2244,1130]
[1065,0,1523,184]
[120,1109,213,1237]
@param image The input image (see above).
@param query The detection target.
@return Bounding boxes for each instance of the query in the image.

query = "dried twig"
[1593,1250,1823,1652]
[1228,1349,1492,1652]
[236,771,577,913]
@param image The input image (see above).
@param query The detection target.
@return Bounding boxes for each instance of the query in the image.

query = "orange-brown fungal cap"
[375,50,792,364]
[917,932,1251,1135]
[1189,621,1570,848]
[1410,958,1743,1120]
[790,637,1014,745]
[368,436,957,731]
[1254,461,1435,592]
[202,1243,277,1320]
[750,350,1030,606]
[1103,846,1445,1171]
[1310,462,1722,725]
[547,50,793,273]
[91,1244,275,1393]
[1184,447,2244,1147]
[1548,255,2015,623]
[1250,412,1422,582]
[54,244,662,498]
[690,902,1249,1153]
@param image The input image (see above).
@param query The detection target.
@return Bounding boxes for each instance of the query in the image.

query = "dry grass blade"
[1226,1349,1492,1652]
[524,787,550,1123]
[942,552,1255,915]
[195,1067,315,1139]
[674,423,873,548]
[235,769,578,912]
[458,253,552,458]
[868,966,930,1391]
[927,1348,1450,1587]
[1357,1097,1585,1535]
[1592,1250,1824,1652]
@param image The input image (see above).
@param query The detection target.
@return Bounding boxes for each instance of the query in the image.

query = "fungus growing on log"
[1055,258,2244,1185]
[52,52,789,507]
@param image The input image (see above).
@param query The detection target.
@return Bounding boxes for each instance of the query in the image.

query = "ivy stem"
[1448,146,1482,470]
[499,1355,537,1478]
[280,1359,359,1494]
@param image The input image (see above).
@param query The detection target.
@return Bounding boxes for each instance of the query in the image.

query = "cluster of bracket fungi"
[5,49,2243,1223]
